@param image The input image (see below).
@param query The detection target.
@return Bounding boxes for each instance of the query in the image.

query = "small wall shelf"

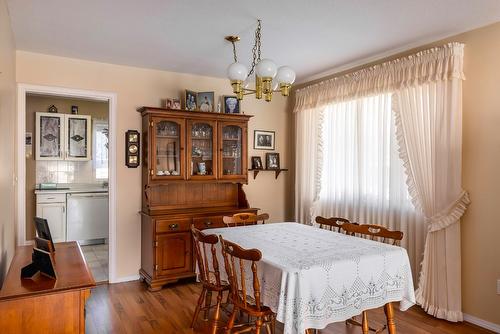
[248,168,288,180]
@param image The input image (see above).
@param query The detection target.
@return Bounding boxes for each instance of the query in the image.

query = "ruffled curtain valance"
[294,42,465,113]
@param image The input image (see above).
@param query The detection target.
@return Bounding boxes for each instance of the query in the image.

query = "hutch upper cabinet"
[35,112,92,161]
[138,107,257,291]
[140,108,250,187]
[151,117,185,180]
[187,120,217,180]
[218,121,247,180]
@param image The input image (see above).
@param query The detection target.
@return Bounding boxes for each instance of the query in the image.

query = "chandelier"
[225,20,296,102]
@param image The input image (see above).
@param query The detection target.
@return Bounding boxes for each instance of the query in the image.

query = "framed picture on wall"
[265,152,280,170]
[254,130,275,150]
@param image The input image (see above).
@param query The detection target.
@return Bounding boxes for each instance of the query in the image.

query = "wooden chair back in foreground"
[315,216,350,232]
[223,212,270,227]
[340,222,403,334]
[190,227,230,331]
[219,236,276,333]
[340,222,403,245]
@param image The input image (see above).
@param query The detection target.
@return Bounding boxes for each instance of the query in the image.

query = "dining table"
[208,222,416,334]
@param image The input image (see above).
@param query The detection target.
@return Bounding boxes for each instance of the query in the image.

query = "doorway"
[17,84,117,283]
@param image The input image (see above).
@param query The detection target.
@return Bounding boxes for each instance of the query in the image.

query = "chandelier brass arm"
[225,20,295,102]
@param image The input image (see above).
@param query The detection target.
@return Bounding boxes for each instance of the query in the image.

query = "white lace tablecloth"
[209,222,415,334]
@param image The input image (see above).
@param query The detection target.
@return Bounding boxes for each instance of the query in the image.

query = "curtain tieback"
[427,190,470,232]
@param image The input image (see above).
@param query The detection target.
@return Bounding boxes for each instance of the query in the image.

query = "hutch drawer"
[155,218,192,233]
[193,215,225,229]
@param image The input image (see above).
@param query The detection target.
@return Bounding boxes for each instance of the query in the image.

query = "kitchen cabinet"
[35,112,91,161]
[138,107,258,291]
[35,193,66,243]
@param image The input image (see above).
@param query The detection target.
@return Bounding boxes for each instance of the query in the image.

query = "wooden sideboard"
[138,107,258,291]
[0,242,95,333]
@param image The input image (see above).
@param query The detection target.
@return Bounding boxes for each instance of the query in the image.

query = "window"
[316,93,425,277]
[93,121,109,180]
[318,93,412,218]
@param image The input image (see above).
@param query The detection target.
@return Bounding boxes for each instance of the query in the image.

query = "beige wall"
[25,95,109,240]
[294,22,500,326]
[0,0,16,285]
[451,22,500,326]
[16,51,292,279]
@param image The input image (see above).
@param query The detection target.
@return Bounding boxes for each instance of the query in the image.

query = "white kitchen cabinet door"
[35,113,92,161]
[36,203,66,243]
[65,115,92,161]
[35,112,65,160]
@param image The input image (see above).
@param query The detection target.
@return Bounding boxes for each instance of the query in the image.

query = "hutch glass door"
[219,123,246,179]
[153,118,184,180]
[188,121,216,179]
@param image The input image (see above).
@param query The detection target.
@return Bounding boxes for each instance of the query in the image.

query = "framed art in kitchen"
[254,130,275,150]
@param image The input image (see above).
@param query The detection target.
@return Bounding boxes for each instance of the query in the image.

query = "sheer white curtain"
[295,106,324,225]
[294,43,467,322]
[394,78,469,322]
[312,93,426,279]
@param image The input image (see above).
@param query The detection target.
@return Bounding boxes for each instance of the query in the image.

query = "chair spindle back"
[223,213,270,227]
[219,236,263,310]
[315,216,350,232]
[341,222,403,245]
[191,227,223,287]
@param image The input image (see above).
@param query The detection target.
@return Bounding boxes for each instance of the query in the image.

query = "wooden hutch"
[138,107,258,291]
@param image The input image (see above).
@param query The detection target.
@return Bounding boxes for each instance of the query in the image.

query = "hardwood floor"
[85,280,494,334]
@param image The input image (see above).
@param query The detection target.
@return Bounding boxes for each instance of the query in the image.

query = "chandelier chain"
[231,40,237,63]
[248,19,262,76]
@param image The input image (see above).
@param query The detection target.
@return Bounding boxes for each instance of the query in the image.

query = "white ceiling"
[7,0,500,83]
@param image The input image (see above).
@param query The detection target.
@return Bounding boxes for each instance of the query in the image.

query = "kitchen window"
[93,121,109,180]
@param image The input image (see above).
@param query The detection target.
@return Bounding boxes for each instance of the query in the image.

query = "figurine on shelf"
[198,162,206,175]
[193,147,203,157]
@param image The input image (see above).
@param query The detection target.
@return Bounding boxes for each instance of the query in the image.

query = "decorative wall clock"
[125,130,140,168]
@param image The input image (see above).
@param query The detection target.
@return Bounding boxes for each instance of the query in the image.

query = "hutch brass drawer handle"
[169,223,179,229]
[204,221,213,226]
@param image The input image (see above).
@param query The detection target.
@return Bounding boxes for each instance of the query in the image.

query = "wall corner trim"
[464,313,500,333]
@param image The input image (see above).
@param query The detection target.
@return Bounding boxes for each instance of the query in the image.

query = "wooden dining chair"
[219,236,276,334]
[223,212,270,227]
[341,222,403,245]
[314,216,350,232]
[191,227,230,333]
[340,222,403,334]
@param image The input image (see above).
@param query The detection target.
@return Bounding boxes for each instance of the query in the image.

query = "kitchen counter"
[34,184,108,194]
